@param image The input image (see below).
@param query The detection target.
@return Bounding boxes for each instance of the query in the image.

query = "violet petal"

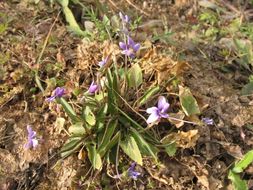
[128,36,135,47]
[119,42,127,50]
[133,43,140,52]
[147,112,160,124]
[88,81,98,94]
[160,113,169,118]
[146,107,158,114]
[158,96,167,110]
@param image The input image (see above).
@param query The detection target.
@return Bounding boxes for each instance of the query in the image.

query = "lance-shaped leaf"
[58,0,90,37]
[99,131,120,157]
[179,85,200,116]
[87,144,102,170]
[68,122,86,135]
[127,63,143,88]
[130,128,158,161]
[241,82,253,96]
[137,86,160,106]
[83,106,96,126]
[60,137,83,158]
[106,69,118,114]
[228,170,247,190]
[98,119,118,154]
[57,97,79,122]
[164,142,177,157]
[96,103,108,132]
[120,135,143,165]
[233,150,253,173]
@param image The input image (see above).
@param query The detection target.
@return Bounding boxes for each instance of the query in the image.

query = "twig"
[112,88,147,122]
[107,0,120,11]
[36,11,60,68]
[124,0,150,17]
[220,0,240,14]
[35,11,61,94]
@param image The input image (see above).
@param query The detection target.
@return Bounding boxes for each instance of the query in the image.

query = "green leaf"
[99,131,120,157]
[62,5,79,28]
[228,170,248,190]
[130,128,158,161]
[241,82,253,95]
[68,122,86,135]
[60,137,83,158]
[103,15,110,26]
[34,0,40,4]
[127,63,143,88]
[233,38,253,69]
[120,135,143,165]
[246,124,253,131]
[83,106,96,126]
[98,119,118,154]
[179,85,200,116]
[164,142,177,157]
[57,0,69,7]
[106,69,118,114]
[58,0,90,37]
[118,110,144,130]
[57,97,78,122]
[117,111,159,144]
[35,74,45,93]
[95,92,105,102]
[138,86,160,106]
[87,144,102,170]
[96,103,108,132]
[233,150,253,173]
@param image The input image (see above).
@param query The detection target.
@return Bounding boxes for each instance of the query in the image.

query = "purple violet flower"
[119,36,140,58]
[119,12,130,23]
[24,125,38,149]
[88,81,98,94]
[146,96,170,124]
[128,162,141,180]
[98,56,108,67]
[46,87,65,102]
[202,118,214,125]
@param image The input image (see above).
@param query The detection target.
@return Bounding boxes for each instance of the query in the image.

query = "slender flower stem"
[168,116,198,125]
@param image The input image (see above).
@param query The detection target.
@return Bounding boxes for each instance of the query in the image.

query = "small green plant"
[56,58,161,168]
[240,23,253,42]
[44,13,160,171]
[83,7,113,41]
[199,10,218,25]
[45,10,202,178]
[228,150,253,190]
[0,52,10,80]
[0,13,11,35]
[198,10,220,40]
[234,38,253,71]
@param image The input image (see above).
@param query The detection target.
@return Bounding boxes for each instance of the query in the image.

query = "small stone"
[84,21,95,33]
[239,96,250,103]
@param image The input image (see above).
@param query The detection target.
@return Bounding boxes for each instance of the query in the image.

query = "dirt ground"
[0,0,253,189]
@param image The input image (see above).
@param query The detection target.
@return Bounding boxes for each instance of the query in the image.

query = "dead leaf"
[223,144,243,159]
[168,111,185,128]
[161,129,199,148]
[177,130,199,148]
[78,149,86,160]
[140,47,188,84]
[171,61,191,76]
[0,149,19,174]
[0,86,23,108]
[55,117,65,134]
[181,157,210,189]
